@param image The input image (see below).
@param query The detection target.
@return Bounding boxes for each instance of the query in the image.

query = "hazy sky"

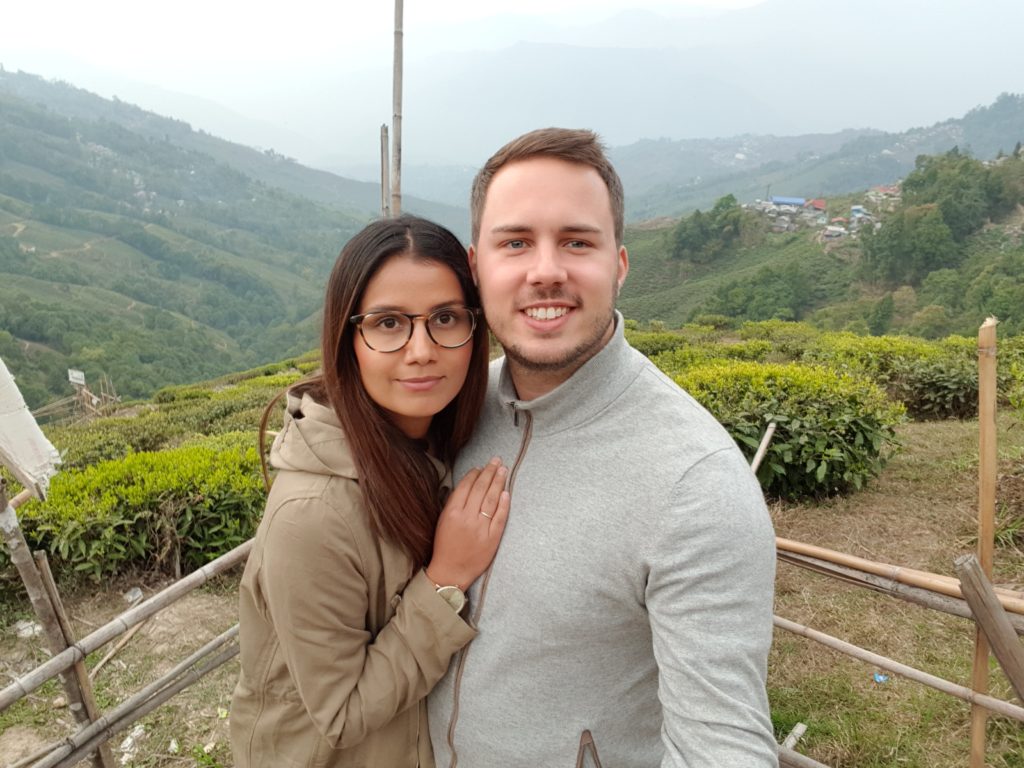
[2,0,760,86]
[3,0,1022,174]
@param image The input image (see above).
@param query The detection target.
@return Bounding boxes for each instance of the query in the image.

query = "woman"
[231,215,508,767]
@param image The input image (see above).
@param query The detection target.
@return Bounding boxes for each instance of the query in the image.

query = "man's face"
[470,156,628,395]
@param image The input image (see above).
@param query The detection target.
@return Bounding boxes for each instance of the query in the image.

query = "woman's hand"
[425,457,510,589]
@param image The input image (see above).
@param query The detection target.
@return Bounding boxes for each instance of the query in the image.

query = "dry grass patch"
[771,414,1024,767]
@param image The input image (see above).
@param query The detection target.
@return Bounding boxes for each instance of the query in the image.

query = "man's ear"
[616,245,629,291]
[468,244,479,286]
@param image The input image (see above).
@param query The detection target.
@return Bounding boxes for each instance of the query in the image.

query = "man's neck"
[506,320,618,401]
[506,363,576,402]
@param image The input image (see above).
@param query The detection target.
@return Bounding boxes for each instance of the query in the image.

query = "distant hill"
[620,94,1024,220]
[362,94,1024,219]
[0,70,469,238]
[0,74,370,407]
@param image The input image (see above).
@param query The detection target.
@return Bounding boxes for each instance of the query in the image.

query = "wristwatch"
[435,584,467,614]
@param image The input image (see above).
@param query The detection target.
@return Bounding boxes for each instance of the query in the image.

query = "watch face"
[437,585,466,613]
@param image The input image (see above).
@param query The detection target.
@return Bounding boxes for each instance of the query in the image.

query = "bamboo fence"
[767,316,1024,766]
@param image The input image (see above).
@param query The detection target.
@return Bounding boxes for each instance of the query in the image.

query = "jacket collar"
[494,312,643,435]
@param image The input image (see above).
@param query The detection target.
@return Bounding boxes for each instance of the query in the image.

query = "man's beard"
[491,286,619,374]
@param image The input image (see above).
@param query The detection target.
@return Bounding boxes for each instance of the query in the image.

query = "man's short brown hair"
[470,127,625,246]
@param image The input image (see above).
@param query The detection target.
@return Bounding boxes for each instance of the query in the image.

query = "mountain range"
[2,68,1024,408]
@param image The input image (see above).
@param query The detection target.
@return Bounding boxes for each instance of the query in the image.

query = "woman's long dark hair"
[259,216,488,565]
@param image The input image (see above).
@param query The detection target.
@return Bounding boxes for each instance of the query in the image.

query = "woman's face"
[353,254,474,439]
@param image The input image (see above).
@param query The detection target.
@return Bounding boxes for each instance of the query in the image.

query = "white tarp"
[0,356,61,499]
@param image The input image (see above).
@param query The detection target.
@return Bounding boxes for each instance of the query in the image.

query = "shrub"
[47,409,188,470]
[671,361,905,499]
[652,341,772,373]
[737,320,820,357]
[7,433,264,580]
[625,331,690,358]
[801,333,980,419]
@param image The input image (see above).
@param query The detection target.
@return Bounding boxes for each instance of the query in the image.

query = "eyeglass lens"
[361,307,475,352]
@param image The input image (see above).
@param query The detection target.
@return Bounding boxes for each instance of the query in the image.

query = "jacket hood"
[270,390,358,479]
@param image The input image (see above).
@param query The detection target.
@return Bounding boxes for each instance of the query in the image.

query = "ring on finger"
[480,511,494,519]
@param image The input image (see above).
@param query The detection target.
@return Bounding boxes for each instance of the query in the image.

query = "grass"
[2,415,1023,766]
[770,413,1024,766]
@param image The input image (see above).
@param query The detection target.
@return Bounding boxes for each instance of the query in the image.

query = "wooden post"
[390,0,403,216]
[970,316,998,767]
[34,551,116,768]
[0,481,111,767]
[380,123,391,218]
[956,554,1024,702]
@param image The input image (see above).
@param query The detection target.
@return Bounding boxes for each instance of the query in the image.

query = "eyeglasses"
[349,306,481,353]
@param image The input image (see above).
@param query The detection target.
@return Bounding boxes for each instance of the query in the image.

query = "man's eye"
[506,239,527,249]
[566,240,589,249]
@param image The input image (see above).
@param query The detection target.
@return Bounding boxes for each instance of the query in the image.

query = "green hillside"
[0,80,369,407]
[0,71,469,237]
[619,149,1024,338]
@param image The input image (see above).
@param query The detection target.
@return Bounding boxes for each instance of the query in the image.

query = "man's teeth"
[525,306,569,320]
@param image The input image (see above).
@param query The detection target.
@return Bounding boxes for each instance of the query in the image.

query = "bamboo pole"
[775,538,1024,614]
[46,644,239,768]
[0,481,107,768]
[89,620,147,681]
[0,539,252,711]
[33,626,239,768]
[380,123,391,218]
[390,0,403,216]
[750,421,777,473]
[9,487,32,509]
[778,744,829,768]
[970,316,998,767]
[778,550,1024,635]
[9,741,62,768]
[956,554,1024,702]
[773,615,1024,722]
[33,551,115,768]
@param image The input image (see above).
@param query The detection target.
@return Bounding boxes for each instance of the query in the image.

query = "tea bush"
[737,320,821,357]
[624,331,690,358]
[671,361,905,499]
[6,433,263,580]
[801,333,981,419]
[651,340,772,373]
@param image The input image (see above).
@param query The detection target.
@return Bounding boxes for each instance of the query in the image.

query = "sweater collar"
[495,312,642,433]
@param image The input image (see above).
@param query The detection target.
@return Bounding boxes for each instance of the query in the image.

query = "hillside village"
[746,184,901,241]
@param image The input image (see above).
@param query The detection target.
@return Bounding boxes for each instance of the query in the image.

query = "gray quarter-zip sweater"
[428,316,778,767]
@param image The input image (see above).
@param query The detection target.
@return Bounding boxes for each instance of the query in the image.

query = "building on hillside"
[805,198,827,211]
[771,195,806,207]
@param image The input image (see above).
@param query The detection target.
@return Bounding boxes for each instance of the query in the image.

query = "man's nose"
[526,242,568,285]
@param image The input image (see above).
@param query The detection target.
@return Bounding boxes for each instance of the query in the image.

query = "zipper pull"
[510,401,519,427]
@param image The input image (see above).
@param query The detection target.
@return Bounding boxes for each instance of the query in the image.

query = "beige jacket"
[231,391,476,768]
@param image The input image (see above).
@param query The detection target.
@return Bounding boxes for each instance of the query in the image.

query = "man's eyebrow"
[489,224,532,234]
[488,224,604,235]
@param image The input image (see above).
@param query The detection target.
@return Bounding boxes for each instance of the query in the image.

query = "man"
[428,128,778,767]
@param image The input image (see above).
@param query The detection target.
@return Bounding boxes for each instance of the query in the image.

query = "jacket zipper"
[445,404,533,768]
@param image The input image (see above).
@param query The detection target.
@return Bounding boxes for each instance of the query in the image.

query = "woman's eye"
[374,315,403,330]
[434,311,456,326]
